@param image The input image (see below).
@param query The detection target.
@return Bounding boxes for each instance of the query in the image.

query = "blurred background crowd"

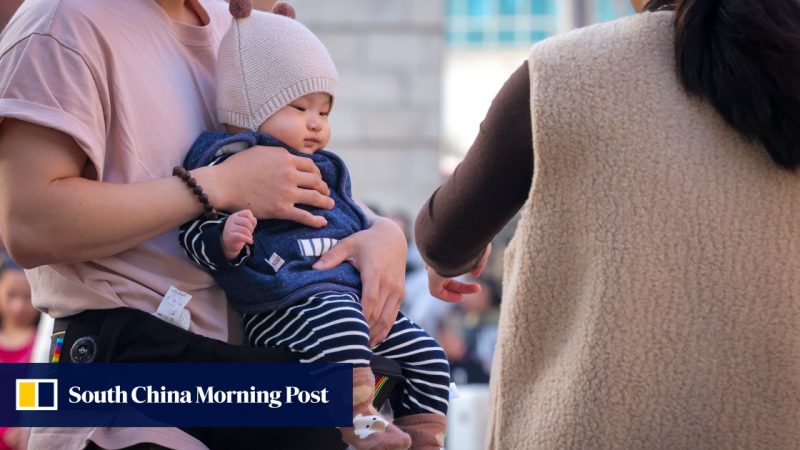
[0,1,635,449]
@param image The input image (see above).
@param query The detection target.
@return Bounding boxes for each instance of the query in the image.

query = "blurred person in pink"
[0,258,37,450]
[0,258,37,363]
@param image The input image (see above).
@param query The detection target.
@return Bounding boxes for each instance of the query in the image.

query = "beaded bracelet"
[173,166,218,219]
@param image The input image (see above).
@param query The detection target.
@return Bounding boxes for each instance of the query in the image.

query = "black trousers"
[51,307,347,450]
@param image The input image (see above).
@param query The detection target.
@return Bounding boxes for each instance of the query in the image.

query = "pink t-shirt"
[0,331,35,363]
[0,0,237,448]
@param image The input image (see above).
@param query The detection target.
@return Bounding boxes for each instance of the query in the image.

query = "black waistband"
[52,308,125,336]
[52,317,68,334]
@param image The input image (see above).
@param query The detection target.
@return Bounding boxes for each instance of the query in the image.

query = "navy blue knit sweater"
[179,131,368,313]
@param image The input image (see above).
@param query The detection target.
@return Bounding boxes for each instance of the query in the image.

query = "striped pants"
[244,291,450,417]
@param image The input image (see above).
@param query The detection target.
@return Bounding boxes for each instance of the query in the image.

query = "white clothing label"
[266,253,285,272]
[154,286,192,330]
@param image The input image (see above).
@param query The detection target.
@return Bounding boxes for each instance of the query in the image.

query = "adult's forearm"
[4,168,215,268]
[0,118,226,267]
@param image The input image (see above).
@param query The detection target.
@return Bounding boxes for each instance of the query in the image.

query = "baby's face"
[258,92,332,154]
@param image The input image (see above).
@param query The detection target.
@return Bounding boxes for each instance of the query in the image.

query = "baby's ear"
[272,2,296,19]
[229,0,253,18]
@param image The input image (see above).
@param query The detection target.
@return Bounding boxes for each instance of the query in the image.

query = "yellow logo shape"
[16,379,58,411]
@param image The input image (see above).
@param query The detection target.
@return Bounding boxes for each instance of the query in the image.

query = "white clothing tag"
[154,286,192,330]
[176,308,191,330]
[266,252,285,272]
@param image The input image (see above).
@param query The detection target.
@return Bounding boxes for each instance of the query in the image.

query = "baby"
[179,2,448,449]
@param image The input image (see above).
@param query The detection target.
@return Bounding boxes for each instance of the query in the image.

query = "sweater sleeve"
[179,215,251,271]
[414,60,533,277]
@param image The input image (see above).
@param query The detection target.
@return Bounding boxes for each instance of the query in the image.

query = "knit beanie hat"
[216,1,338,131]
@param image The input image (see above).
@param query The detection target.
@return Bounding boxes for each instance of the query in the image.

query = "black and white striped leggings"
[243,291,450,417]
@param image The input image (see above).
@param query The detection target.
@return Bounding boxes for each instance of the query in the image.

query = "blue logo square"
[37,381,56,407]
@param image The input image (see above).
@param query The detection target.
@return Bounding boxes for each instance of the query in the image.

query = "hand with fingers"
[427,243,492,302]
[221,209,257,260]
[215,145,334,228]
[312,217,407,347]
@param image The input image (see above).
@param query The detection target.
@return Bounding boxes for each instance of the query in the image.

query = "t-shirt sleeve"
[0,33,106,179]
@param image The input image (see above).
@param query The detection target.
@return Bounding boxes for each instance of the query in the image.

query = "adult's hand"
[209,146,334,228]
[312,217,407,347]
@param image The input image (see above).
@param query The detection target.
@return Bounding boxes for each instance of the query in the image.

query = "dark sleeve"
[414,61,532,277]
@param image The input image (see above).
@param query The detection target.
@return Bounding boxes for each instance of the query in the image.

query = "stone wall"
[287,0,445,218]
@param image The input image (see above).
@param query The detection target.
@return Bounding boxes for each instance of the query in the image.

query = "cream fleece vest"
[489,11,800,449]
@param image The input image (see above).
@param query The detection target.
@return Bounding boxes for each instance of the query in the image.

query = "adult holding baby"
[0,0,407,449]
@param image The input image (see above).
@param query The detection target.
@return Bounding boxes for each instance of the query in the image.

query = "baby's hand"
[426,244,491,302]
[222,209,257,260]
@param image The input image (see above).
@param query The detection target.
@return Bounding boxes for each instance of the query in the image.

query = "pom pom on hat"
[272,2,296,19]
[229,0,253,19]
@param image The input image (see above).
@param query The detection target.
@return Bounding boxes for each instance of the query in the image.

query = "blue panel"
[468,0,488,16]
[446,0,561,49]
[37,381,55,407]
[532,0,551,15]
[467,30,485,44]
[499,0,516,15]
[448,0,467,16]
[530,30,549,42]
[593,0,635,23]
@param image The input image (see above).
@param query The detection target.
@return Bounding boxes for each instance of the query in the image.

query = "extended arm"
[415,61,533,277]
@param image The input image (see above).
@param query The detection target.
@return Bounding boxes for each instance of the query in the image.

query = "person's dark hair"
[645,0,800,170]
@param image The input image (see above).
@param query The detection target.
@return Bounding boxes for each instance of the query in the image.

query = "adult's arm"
[0,119,332,268]
[415,61,533,277]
